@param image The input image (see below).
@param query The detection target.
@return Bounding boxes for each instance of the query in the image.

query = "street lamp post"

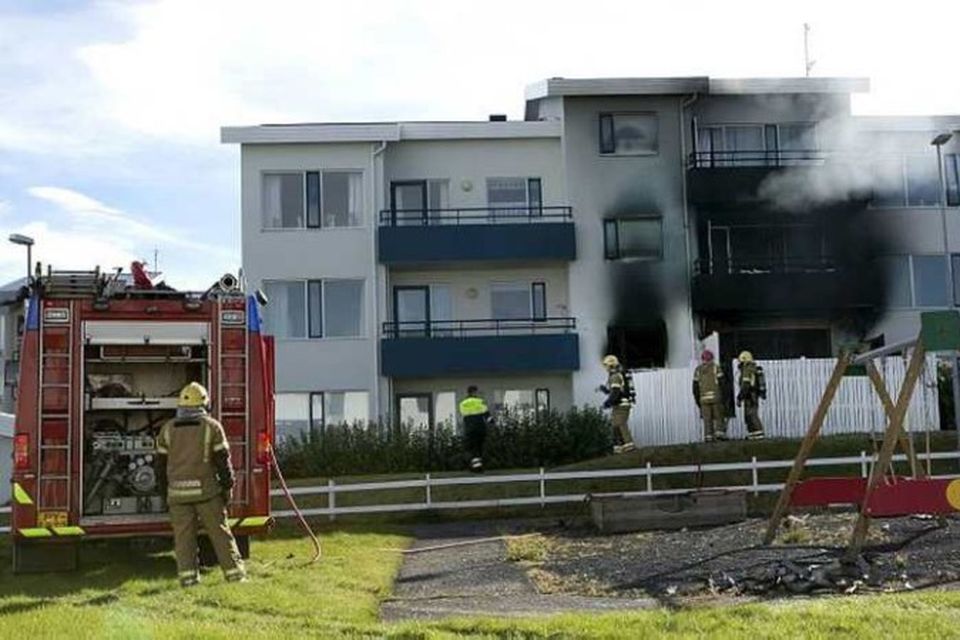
[7,233,34,285]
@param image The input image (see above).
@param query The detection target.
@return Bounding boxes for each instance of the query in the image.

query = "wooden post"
[847,343,927,559]
[763,353,852,544]
[865,360,923,478]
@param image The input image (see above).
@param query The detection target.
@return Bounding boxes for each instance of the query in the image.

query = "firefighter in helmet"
[156,382,246,587]
[736,351,766,440]
[598,354,636,453]
[693,349,726,442]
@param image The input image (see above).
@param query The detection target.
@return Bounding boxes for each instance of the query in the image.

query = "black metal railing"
[382,317,577,339]
[378,205,573,226]
[688,149,826,169]
[694,256,838,276]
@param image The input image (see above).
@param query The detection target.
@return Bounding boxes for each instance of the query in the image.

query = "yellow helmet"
[738,351,754,363]
[178,382,209,408]
[602,354,620,369]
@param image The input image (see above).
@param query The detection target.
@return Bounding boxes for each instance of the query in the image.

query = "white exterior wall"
[240,142,383,418]
[0,413,12,505]
[560,95,696,407]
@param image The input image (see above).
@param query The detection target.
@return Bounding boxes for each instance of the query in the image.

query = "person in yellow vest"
[598,355,636,453]
[156,382,246,587]
[459,386,491,472]
[693,349,726,442]
[737,351,767,440]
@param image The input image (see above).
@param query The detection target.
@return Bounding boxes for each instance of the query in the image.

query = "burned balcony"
[377,206,576,265]
[380,317,579,377]
[691,256,881,312]
[687,149,827,208]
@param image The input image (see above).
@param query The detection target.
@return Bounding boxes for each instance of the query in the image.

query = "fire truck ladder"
[42,268,101,298]
[217,298,249,506]
[37,299,76,515]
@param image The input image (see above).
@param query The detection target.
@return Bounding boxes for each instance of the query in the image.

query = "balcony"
[687,149,827,208]
[377,206,576,266]
[691,256,881,312]
[380,317,580,377]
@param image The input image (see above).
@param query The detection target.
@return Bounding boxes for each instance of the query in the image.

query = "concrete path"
[380,520,656,621]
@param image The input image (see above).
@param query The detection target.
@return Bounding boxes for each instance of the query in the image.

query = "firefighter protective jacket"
[693,362,724,404]
[157,413,234,505]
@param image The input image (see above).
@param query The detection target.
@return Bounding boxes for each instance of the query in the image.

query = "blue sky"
[2,0,959,289]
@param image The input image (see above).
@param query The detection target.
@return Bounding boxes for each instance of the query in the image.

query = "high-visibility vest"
[459,396,488,417]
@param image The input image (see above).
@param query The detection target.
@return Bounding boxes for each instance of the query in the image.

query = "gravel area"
[532,513,960,601]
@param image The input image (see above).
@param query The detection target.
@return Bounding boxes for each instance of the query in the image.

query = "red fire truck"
[10,268,275,572]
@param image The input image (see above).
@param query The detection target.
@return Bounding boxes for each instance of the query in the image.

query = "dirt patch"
[512,513,960,602]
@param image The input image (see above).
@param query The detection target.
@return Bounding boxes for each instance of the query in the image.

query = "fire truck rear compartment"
[82,343,208,520]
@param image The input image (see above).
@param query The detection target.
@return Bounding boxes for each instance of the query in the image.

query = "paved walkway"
[380,521,656,621]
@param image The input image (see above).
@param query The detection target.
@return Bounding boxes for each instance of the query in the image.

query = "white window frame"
[263,278,365,340]
[260,169,364,231]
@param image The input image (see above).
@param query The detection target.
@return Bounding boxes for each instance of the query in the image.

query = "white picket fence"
[629,356,942,447]
[3,449,959,531]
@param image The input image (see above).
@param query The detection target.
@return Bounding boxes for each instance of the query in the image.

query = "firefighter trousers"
[610,405,634,446]
[699,401,726,440]
[169,495,245,584]
[743,400,765,438]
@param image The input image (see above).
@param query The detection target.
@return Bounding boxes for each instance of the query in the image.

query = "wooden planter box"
[590,490,747,534]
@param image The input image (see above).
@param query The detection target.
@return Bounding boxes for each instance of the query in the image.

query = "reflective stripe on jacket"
[694,362,723,402]
[157,414,230,505]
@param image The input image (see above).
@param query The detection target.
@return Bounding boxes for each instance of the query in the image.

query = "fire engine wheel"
[198,534,250,567]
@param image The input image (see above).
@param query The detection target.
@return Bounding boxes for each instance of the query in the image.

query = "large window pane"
[487,177,528,219]
[391,182,426,225]
[275,393,309,442]
[263,281,306,338]
[494,389,535,414]
[873,160,906,207]
[310,393,324,431]
[618,218,662,260]
[906,155,940,206]
[325,391,369,426]
[725,125,764,166]
[324,280,363,337]
[913,255,948,307]
[262,173,304,228]
[435,391,457,428]
[610,113,658,155]
[952,255,960,306]
[491,283,531,319]
[306,172,320,228]
[532,282,547,320]
[322,171,363,227]
[398,395,431,431]
[879,256,912,308]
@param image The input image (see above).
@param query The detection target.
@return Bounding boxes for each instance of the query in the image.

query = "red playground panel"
[790,476,960,516]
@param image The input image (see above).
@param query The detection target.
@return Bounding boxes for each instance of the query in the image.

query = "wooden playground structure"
[765,311,960,558]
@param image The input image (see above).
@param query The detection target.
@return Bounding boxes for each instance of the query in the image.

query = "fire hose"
[269,447,322,564]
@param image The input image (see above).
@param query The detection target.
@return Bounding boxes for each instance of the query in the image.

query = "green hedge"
[275,407,613,477]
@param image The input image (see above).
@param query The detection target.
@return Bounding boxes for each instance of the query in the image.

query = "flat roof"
[221,120,561,145]
[525,76,869,100]
[853,115,960,133]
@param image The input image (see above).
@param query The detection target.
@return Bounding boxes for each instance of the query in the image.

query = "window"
[398,394,432,431]
[946,154,959,207]
[263,173,304,229]
[604,217,662,260]
[435,391,457,427]
[493,389,536,414]
[878,256,912,308]
[952,254,960,305]
[263,281,307,338]
[323,391,369,426]
[262,171,362,229]
[264,279,363,339]
[535,388,550,420]
[913,255,948,307]
[491,283,531,319]
[873,155,942,208]
[599,113,659,155]
[696,123,817,167]
[275,393,310,442]
[486,177,542,218]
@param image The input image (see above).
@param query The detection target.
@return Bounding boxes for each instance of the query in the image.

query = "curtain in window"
[262,175,283,228]
[263,281,306,338]
[324,280,364,337]
[347,172,363,226]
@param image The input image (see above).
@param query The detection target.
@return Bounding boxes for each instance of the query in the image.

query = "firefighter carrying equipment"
[156,410,233,505]
[693,361,724,404]
[178,382,210,408]
[602,368,636,408]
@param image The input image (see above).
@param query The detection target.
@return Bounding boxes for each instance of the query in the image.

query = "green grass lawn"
[2,524,960,639]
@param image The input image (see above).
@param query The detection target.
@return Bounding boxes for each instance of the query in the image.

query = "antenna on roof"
[803,23,816,77]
